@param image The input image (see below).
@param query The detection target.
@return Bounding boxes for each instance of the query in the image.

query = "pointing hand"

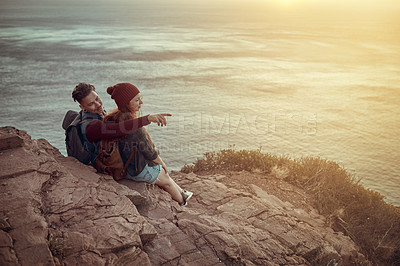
[148,113,172,127]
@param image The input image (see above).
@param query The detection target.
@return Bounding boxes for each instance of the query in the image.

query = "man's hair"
[72,83,96,103]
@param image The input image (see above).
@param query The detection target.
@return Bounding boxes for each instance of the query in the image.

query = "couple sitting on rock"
[71,82,193,206]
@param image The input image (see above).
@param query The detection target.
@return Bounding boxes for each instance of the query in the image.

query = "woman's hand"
[153,155,168,173]
[148,114,172,127]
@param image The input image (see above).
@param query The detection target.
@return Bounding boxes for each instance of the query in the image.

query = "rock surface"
[0,126,367,265]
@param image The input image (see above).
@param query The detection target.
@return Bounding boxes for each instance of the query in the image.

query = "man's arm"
[85,114,171,143]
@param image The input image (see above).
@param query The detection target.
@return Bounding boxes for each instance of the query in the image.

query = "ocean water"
[0,0,399,205]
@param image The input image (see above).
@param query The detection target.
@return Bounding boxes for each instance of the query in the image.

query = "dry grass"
[181,148,400,265]
[48,233,65,257]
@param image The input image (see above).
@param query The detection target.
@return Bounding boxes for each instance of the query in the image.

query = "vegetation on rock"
[181,148,400,265]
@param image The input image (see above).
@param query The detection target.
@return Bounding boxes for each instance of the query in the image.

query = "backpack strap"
[78,110,95,125]
[75,110,95,143]
[66,112,86,144]
[122,147,137,173]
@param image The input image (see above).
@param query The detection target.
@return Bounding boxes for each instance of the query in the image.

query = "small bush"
[48,233,64,257]
[181,148,400,265]
[181,148,287,174]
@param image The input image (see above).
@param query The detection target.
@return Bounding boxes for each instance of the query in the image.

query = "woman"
[104,83,193,206]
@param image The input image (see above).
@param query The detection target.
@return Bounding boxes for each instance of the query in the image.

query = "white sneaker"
[180,190,193,206]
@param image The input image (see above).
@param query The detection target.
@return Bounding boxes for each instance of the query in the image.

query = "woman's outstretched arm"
[85,114,171,143]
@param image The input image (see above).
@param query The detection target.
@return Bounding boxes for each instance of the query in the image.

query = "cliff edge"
[0,126,367,265]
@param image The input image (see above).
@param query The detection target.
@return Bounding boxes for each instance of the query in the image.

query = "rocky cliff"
[0,126,367,265]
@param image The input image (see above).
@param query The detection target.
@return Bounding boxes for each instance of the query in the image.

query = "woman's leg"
[154,170,184,203]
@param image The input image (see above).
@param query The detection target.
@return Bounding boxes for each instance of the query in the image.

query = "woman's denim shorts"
[125,164,161,184]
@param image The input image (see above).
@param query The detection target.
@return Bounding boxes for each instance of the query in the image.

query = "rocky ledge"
[0,126,367,265]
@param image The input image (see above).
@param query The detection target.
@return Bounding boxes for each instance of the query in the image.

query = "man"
[71,82,171,164]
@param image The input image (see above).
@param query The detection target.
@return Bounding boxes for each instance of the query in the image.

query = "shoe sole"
[181,191,193,206]
[184,192,193,202]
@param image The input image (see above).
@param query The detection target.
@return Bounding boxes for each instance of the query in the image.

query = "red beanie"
[107,83,140,110]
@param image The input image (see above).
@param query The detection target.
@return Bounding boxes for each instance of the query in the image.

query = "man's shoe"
[180,190,193,206]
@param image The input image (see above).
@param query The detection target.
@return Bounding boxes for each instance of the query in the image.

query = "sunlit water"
[0,1,399,205]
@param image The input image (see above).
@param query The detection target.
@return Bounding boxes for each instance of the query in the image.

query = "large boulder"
[0,127,155,265]
[0,126,367,265]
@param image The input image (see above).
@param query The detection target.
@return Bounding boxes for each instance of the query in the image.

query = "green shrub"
[181,148,400,265]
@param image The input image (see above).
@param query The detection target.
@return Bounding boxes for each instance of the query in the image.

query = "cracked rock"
[0,126,368,265]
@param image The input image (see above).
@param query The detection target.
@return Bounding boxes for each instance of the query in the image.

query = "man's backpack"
[62,110,92,164]
[95,138,136,181]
